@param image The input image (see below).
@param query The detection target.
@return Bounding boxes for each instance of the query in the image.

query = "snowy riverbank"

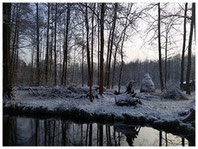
[3,86,195,137]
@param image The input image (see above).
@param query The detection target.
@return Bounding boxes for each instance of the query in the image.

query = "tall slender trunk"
[111,47,117,90]
[14,30,19,83]
[45,3,50,84]
[105,29,112,87]
[49,22,54,83]
[164,31,168,89]
[36,3,40,86]
[97,6,100,85]
[85,4,93,102]
[72,49,76,83]
[11,4,20,81]
[99,3,105,94]
[81,24,85,87]
[62,4,70,86]
[59,34,62,84]
[186,3,195,95]
[158,3,164,91]
[112,32,122,89]
[31,48,34,85]
[54,3,57,85]
[3,3,12,98]
[81,45,84,87]
[180,3,188,88]
[118,33,125,93]
[91,4,95,87]
[107,3,118,89]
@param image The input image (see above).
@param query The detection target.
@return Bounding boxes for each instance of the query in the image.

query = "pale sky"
[19,2,195,65]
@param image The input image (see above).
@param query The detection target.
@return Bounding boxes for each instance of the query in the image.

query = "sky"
[18,2,196,65]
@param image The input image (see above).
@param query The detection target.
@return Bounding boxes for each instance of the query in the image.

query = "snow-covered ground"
[3,86,195,134]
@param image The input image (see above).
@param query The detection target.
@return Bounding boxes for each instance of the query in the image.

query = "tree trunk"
[36,3,40,86]
[164,31,168,89]
[107,3,118,89]
[3,3,12,98]
[81,45,84,86]
[91,4,95,88]
[45,3,50,84]
[180,3,188,89]
[118,33,125,93]
[81,24,85,87]
[54,3,57,85]
[49,21,54,83]
[85,4,93,102]
[10,4,20,82]
[111,47,118,90]
[14,29,19,83]
[59,34,62,85]
[186,3,195,95]
[112,33,122,89]
[158,3,164,91]
[97,7,100,86]
[105,29,112,87]
[31,48,35,85]
[72,49,76,83]
[61,4,70,86]
[99,3,105,94]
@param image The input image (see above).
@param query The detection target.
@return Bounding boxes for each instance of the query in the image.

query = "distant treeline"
[15,54,195,90]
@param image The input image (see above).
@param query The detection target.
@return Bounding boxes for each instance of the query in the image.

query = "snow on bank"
[4,86,195,132]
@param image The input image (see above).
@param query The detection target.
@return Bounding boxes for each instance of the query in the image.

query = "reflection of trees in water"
[159,131,162,146]
[98,124,103,146]
[3,116,195,146]
[3,116,17,146]
[158,131,192,146]
[114,125,141,146]
[89,124,93,146]
[186,134,195,146]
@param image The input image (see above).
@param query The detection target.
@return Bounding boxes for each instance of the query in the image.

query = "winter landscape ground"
[3,85,195,145]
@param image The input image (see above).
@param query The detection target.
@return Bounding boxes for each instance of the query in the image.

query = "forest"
[3,2,196,147]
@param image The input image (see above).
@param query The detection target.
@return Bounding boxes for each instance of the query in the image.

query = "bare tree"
[158,3,164,91]
[180,3,188,88]
[97,4,100,85]
[85,3,93,102]
[3,3,12,98]
[91,3,95,89]
[62,4,71,86]
[36,3,40,86]
[106,3,118,89]
[49,21,54,81]
[105,29,111,87]
[10,4,21,82]
[81,23,85,87]
[45,3,50,84]
[118,33,126,93]
[164,28,168,88]
[186,3,195,95]
[54,3,57,85]
[111,32,122,89]
[99,3,105,94]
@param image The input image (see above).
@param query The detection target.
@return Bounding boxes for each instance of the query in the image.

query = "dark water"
[3,115,193,146]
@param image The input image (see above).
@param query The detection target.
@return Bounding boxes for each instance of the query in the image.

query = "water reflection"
[3,115,192,146]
